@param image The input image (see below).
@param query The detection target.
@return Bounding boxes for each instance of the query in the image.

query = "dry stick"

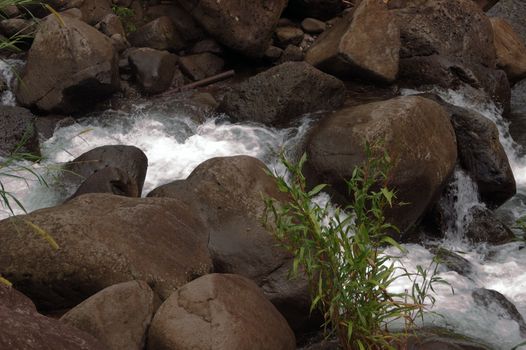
[161,69,235,97]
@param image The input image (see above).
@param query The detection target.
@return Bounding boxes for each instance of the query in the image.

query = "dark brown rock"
[466,206,515,244]
[0,18,34,37]
[177,0,288,57]
[97,13,125,37]
[301,18,326,34]
[305,96,458,237]
[0,194,212,311]
[128,16,185,51]
[178,53,225,81]
[16,15,120,113]
[34,115,75,140]
[147,274,296,350]
[472,0,500,11]
[0,284,105,350]
[491,17,526,84]
[278,44,304,63]
[145,3,204,42]
[275,26,304,48]
[60,280,156,350]
[305,0,400,83]
[219,61,345,126]
[286,0,343,20]
[79,0,113,25]
[407,328,492,350]
[128,48,178,94]
[189,39,223,55]
[69,166,139,199]
[0,106,39,157]
[431,247,474,276]
[63,145,148,195]
[488,0,526,44]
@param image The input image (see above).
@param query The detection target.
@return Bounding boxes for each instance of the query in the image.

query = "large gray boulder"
[16,15,120,113]
[147,274,296,350]
[177,0,288,57]
[220,62,345,126]
[0,194,212,311]
[305,0,400,83]
[305,96,458,238]
[61,280,157,350]
[0,284,105,350]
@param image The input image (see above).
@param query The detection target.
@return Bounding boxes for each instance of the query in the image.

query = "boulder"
[128,48,178,94]
[35,115,75,140]
[178,53,225,81]
[219,61,345,126]
[472,288,526,336]
[286,0,343,20]
[491,17,526,83]
[0,18,34,37]
[0,194,212,311]
[407,328,492,350]
[277,44,304,63]
[145,4,204,42]
[275,26,304,48]
[97,13,125,37]
[488,0,526,43]
[509,78,526,148]
[148,156,315,331]
[301,18,326,34]
[61,281,156,350]
[466,206,515,244]
[430,247,473,276]
[128,16,184,51]
[445,103,516,208]
[63,145,148,196]
[0,106,39,157]
[0,284,105,350]
[69,166,139,199]
[304,96,458,237]
[472,0,501,11]
[147,274,296,350]
[79,0,113,25]
[189,39,223,55]
[16,15,120,113]
[305,0,400,83]
[177,0,288,57]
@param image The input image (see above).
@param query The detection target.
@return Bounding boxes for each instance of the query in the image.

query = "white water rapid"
[1,74,526,348]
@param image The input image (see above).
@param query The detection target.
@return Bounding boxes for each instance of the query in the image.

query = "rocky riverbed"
[1,0,526,349]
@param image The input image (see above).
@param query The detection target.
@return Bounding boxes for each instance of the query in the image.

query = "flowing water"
[1,67,526,348]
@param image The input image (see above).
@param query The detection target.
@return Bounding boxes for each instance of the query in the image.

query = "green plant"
[112,5,136,34]
[264,145,448,350]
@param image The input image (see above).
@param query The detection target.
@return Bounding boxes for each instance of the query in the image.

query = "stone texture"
[220,61,345,126]
[0,194,212,311]
[61,280,156,350]
[16,15,119,113]
[178,53,225,81]
[305,96,458,238]
[466,206,515,244]
[128,16,184,51]
[306,0,400,83]
[275,26,304,48]
[0,284,105,350]
[488,0,526,43]
[491,17,526,83]
[301,18,326,34]
[69,166,139,199]
[147,274,296,350]
[286,0,343,20]
[0,106,39,157]
[177,0,288,57]
[128,48,178,94]
[97,13,125,37]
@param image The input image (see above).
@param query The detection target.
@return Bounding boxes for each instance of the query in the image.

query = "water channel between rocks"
[1,63,526,348]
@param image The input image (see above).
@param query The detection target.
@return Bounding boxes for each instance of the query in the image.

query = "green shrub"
[264,145,448,349]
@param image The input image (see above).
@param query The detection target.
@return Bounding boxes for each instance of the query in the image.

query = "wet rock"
[147,274,295,350]
[430,247,473,276]
[63,145,148,195]
[277,44,304,63]
[0,106,39,157]
[69,166,139,199]
[145,3,204,42]
[275,26,304,48]
[472,0,500,11]
[178,53,225,81]
[97,13,125,37]
[466,206,515,244]
[407,328,492,350]
[488,0,526,43]
[0,18,34,37]
[16,15,120,113]
[441,102,516,208]
[0,193,212,311]
[128,48,178,94]
[306,0,400,83]
[177,0,287,57]
[264,45,283,62]
[301,18,326,34]
[0,284,105,350]
[128,16,184,51]
[79,0,113,25]
[491,17,526,84]
[509,78,526,148]
[286,0,343,20]
[304,96,457,238]
[472,288,526,336]
[189,39,223,55]
[220,61,345,126]
[61,280,156,350]
[35,115,75,140]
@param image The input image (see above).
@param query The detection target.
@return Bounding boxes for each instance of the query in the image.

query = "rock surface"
[0,194,212,311]
[466,206,515,244]
[178,53,224,81]
[129,48,178,94]
[488,0,526,43]
[491,17,526,83]
[220,61,345,126]
[286,0,343,20]
[147,274,296,350]
[16,15,120,113]
[0,284,105,350]
[177,0,288,57]
[128,16,184,51]
[0,106,39,157]
[305,96,458,237]
[69,166,139,199]
[61,280,156,350]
